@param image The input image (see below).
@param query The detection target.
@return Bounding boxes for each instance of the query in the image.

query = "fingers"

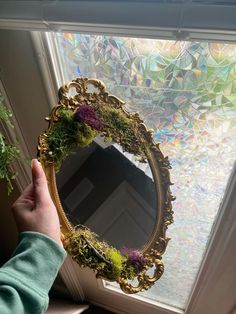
[12,184,35,214]
[12,160,61,242]
[31,159,46,187]
[18,184,34,200]
[12,184,34,206]
[31,159,50,204]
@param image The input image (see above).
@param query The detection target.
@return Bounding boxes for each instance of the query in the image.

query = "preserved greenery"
[0,99,19,194]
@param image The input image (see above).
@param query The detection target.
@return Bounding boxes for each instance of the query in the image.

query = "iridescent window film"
[53,33,236,309]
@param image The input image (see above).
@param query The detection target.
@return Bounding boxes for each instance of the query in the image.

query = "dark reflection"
[56,141,157,250]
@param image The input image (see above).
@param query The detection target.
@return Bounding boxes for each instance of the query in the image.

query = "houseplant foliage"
[0,99,19,194]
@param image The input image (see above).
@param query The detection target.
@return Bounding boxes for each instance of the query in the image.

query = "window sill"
[46,298,89,314]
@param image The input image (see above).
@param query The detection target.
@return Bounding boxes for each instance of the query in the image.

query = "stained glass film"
[52,33,236,309]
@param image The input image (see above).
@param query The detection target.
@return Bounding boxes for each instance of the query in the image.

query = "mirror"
[56,141,157,250]
[38,78,175,294]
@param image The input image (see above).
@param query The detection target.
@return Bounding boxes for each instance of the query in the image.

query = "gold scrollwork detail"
[38,78,174,294]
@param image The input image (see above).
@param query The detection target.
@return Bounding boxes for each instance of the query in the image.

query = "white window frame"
[34,30,236,314]
[0,2,236,313]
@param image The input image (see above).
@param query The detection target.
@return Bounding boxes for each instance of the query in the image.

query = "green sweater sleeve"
[0,231,67,314]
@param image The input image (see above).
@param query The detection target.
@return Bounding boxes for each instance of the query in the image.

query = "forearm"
[0,232,67,314]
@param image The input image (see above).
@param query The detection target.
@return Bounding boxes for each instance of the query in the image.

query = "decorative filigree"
[37,78,175,294]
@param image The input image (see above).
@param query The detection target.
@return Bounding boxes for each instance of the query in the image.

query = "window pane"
[52,33,236,309]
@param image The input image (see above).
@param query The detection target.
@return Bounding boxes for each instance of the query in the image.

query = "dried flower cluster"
[74,104,102,130]
[121,247,148,270]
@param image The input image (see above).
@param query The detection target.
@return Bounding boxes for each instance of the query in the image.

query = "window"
[44,32,236,312]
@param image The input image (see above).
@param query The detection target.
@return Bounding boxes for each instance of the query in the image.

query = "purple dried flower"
[74,104,102,130]
[121,247,148,270]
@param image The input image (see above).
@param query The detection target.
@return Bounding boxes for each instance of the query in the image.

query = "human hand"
[12,159,62,246]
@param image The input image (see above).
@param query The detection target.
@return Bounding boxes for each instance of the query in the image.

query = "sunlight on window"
[52,33,236,309]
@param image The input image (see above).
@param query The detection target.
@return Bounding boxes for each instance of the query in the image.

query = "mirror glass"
[56,138,157,250]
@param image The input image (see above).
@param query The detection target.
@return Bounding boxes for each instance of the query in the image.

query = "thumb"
[31,159,49,202]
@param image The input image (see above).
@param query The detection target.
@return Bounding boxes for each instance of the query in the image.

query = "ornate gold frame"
[38,78,175,294]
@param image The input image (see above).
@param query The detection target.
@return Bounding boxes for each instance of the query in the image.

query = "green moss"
[123,265,137,280]
[44,103,147,170]
[46,109,97,169]
[97,106,146,159]
[64,227,127,281]
[64,225,150,281]
[122,262,142,280]
[106,248,124,280]
[77,123,96,147]
[64,228,110,272]
[47,109,78,167]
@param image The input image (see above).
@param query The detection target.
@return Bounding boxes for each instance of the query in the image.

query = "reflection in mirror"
[56,139,157,250]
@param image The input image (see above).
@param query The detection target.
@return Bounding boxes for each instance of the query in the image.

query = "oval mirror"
[38,78,175,294]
